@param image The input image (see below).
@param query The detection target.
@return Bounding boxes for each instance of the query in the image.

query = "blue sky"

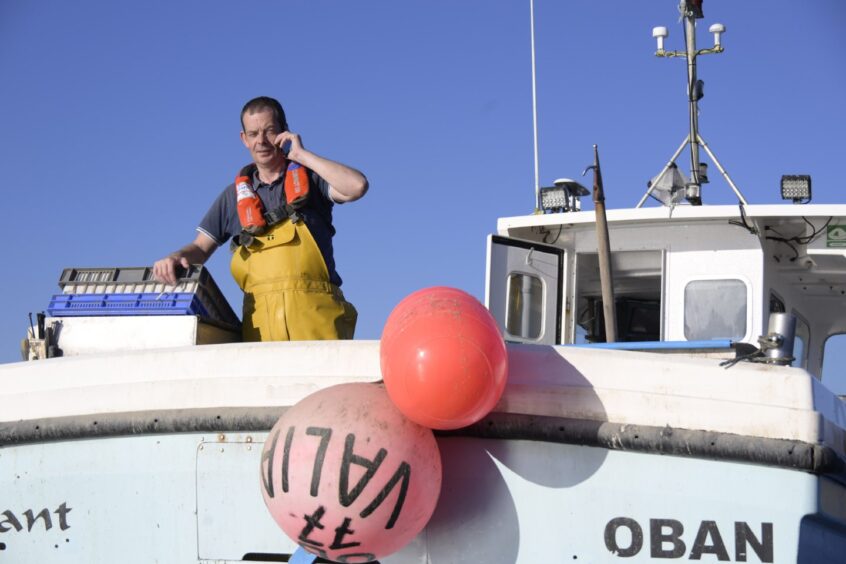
[1,1,844,385]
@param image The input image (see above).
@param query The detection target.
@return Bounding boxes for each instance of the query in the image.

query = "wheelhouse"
[486,204,846,392]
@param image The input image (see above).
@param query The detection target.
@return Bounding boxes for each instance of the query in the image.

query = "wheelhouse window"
[823,334,846,397]
[684,279,747,340]
[505,273,543,340]
[574,250,663,343]
[792,314,809,369]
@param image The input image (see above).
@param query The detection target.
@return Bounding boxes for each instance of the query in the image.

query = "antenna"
[637,0,748,208]
[530,0,540,212]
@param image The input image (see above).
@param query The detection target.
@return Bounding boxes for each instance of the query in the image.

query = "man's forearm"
[171,242,213,264]
[295,149,368,202]
[154,233,218,285]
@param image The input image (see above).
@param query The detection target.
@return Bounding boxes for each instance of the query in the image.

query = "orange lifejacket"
[234,162,311,245]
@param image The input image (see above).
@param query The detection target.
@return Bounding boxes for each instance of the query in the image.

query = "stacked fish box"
[38,266,242,357]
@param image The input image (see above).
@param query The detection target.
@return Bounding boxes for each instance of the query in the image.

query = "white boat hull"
[2,341,844,563]
[1,431,843,562]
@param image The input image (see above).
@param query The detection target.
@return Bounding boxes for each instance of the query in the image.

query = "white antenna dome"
[652,26,669,52]
[709,23,725,47]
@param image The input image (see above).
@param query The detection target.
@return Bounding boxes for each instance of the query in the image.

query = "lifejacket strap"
[231,232,257,250]
[264,207,287,226]
[264,205,302,226]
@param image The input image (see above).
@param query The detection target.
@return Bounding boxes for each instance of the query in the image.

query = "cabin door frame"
[485,235,565,345]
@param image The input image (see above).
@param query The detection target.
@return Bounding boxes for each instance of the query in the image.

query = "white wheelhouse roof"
[498,204,846,232]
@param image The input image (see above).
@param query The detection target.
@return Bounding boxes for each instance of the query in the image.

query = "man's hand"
[273,131,305,163]
[153,233,218,285]
[153,254,190,285]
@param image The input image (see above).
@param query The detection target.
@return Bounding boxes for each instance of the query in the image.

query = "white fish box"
[46,315,240,356]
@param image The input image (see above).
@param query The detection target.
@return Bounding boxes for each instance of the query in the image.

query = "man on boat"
[153,96,367,341]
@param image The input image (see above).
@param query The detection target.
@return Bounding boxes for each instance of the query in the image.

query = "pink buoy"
[380,286,508,430]
[260,383,442,563]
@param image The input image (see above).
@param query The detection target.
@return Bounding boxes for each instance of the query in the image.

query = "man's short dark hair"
[240,96,288,132]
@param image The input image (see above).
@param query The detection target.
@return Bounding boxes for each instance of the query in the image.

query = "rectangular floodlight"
[781,175,811,204]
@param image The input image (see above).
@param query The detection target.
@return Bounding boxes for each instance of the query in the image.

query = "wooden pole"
[591,145,617,342]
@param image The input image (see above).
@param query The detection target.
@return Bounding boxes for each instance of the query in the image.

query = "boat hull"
[2,340,844,562]
[1,428,844,563]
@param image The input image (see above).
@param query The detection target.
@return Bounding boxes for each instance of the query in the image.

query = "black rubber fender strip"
[1,408,843,480]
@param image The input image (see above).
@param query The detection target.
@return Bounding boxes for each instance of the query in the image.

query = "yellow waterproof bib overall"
[230,220,357,342]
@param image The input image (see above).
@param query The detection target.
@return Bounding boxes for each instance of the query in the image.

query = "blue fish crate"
[47,292,210,318]
[49,266,242,330]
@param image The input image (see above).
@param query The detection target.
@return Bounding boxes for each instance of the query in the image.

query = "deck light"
[781,175,812,204]
[540,179,589,213]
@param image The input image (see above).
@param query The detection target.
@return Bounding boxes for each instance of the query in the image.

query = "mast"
[637,0,747,207]
[683,8,703,203]
[530,0,541,212]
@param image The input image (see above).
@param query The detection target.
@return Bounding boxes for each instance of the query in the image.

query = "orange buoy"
[380,287,508,430]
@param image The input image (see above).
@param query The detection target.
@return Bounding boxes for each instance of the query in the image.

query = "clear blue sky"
[1,1,844,384]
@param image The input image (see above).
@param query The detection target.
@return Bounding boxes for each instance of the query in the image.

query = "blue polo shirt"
[197,169,342,286]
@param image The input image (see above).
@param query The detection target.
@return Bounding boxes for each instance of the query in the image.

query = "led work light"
[539,179,589,213]
[780,175,812,204]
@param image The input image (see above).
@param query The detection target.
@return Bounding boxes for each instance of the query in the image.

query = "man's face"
[240,109,284,167]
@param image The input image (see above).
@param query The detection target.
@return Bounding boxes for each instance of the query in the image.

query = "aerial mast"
[682,0,704,202]
[529,0,541,212]
[637,0,748,207]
